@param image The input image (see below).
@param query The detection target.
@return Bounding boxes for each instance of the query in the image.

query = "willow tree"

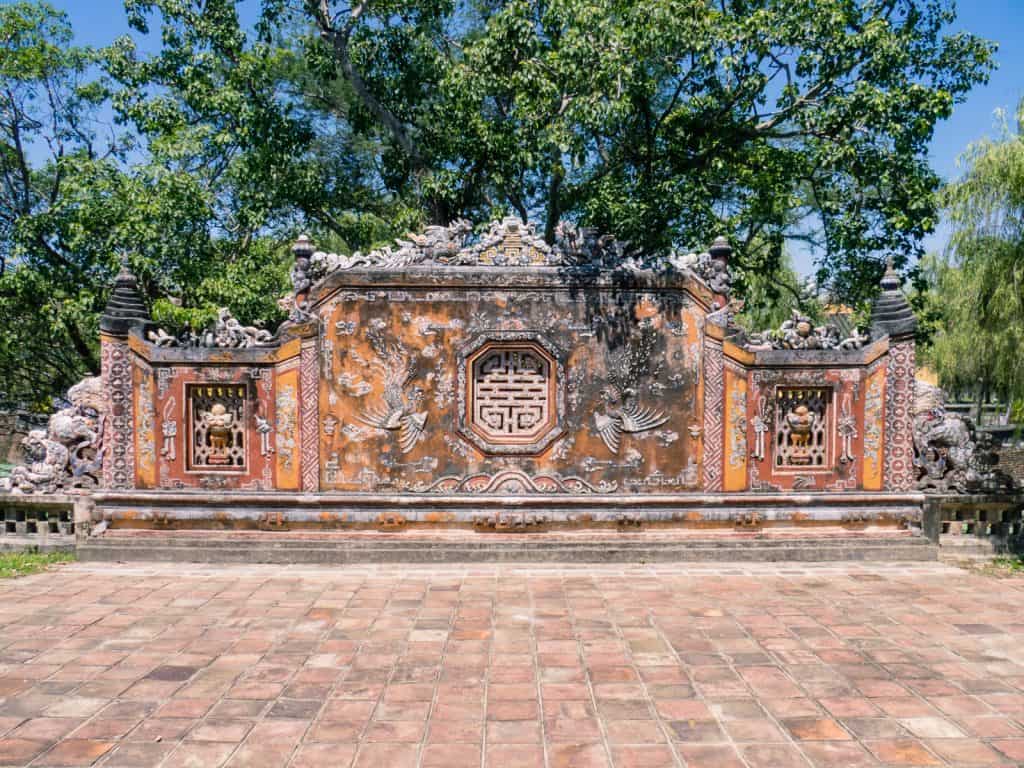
[927,102,1024,405]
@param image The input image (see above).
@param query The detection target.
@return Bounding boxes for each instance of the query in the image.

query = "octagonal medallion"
[457,332,565,455]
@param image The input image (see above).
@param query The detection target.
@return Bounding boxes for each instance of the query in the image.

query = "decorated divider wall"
[89,218,920,511]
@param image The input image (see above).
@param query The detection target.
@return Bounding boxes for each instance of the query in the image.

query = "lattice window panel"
[471,347,551,441]
[775,387,831,469]
[188,384,247,471]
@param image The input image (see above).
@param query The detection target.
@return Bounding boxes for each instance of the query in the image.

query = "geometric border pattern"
[702,336,724,492]
[101,336,135,490]
[883,339,916,491]
[300,340,319,491]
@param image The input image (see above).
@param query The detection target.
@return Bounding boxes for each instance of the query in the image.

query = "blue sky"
[50,0,1024,274]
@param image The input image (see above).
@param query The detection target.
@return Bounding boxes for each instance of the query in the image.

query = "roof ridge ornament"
[293,217,733,298]
[100,254,150,335]
[870,257,916,340]
[147,307,276,349]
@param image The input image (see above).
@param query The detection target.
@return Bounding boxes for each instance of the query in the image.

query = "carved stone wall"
[108,230,920,501]
[745,362,872,492]
[134,362,157,487]
[316,276,706,494]
[862,366,886,490]
[299,340,319,492]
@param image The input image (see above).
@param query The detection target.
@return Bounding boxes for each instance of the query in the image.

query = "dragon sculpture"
[913,382,1015,494]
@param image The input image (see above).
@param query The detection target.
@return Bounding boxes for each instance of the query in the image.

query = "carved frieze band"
[883,340,916,491]
[702,337,724,491]
[102,337,135,489]
[299,340,319,491]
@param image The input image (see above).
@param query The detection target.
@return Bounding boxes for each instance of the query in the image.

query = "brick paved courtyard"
[1,561,1023,767]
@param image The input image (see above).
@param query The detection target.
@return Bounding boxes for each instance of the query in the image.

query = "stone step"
[77,529,937,564]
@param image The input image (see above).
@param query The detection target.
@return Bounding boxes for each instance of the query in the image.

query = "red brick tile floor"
[0,561,1021,766]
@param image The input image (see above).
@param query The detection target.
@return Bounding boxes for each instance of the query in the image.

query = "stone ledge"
[89,491,924,528]
[78,528,936,564]
[90,489,926,507]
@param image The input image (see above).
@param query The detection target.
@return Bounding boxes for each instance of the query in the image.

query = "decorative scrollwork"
[837,392,857,464]
[745,310,869,351]
[147,308,276,349]
[297,216,727,290]
[423,469,616,495]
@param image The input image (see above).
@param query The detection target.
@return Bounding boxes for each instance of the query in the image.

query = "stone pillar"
[702,329,725,492]
[871,261,917,492]
[299,338,320,492]
[99,261,150,489]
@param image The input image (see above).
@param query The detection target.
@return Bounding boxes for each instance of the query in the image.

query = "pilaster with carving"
[702,336,725,491]
[101,334,135,490]
[883,339,916,491]
[869,260,918,492]
[299,338,320,491]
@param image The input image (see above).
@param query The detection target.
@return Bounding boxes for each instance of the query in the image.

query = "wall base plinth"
[88,490,925,530]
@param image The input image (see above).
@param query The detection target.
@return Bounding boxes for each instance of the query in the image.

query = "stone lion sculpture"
[1,375,106,494]
[913,381,1015,494]
[7,430,69,494]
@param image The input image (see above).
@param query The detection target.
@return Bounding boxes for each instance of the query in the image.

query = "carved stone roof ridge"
[294,218,735,305]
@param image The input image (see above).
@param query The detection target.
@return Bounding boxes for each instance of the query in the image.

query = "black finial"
[870,257,916,340]
[292,234,315,260]
[708,235,731,263]
[100,256,150,335]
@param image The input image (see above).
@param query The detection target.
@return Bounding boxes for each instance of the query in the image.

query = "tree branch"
[310,0,422,166]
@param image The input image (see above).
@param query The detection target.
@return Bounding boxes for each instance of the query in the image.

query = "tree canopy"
[0,1,291,407]
[0,0,997,406]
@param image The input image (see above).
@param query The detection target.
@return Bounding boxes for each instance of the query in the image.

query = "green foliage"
[921,103,1024,402]
[0,550,74,579]
[290,0,993,302]
[111,0,994,304]
[733,249,818,332]
[0,2,111,407]
[0,0,999,406]
[0,2,291,408]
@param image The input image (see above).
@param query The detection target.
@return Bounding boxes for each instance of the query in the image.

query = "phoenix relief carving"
[593,331,669,454]
[357,329,428,454]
